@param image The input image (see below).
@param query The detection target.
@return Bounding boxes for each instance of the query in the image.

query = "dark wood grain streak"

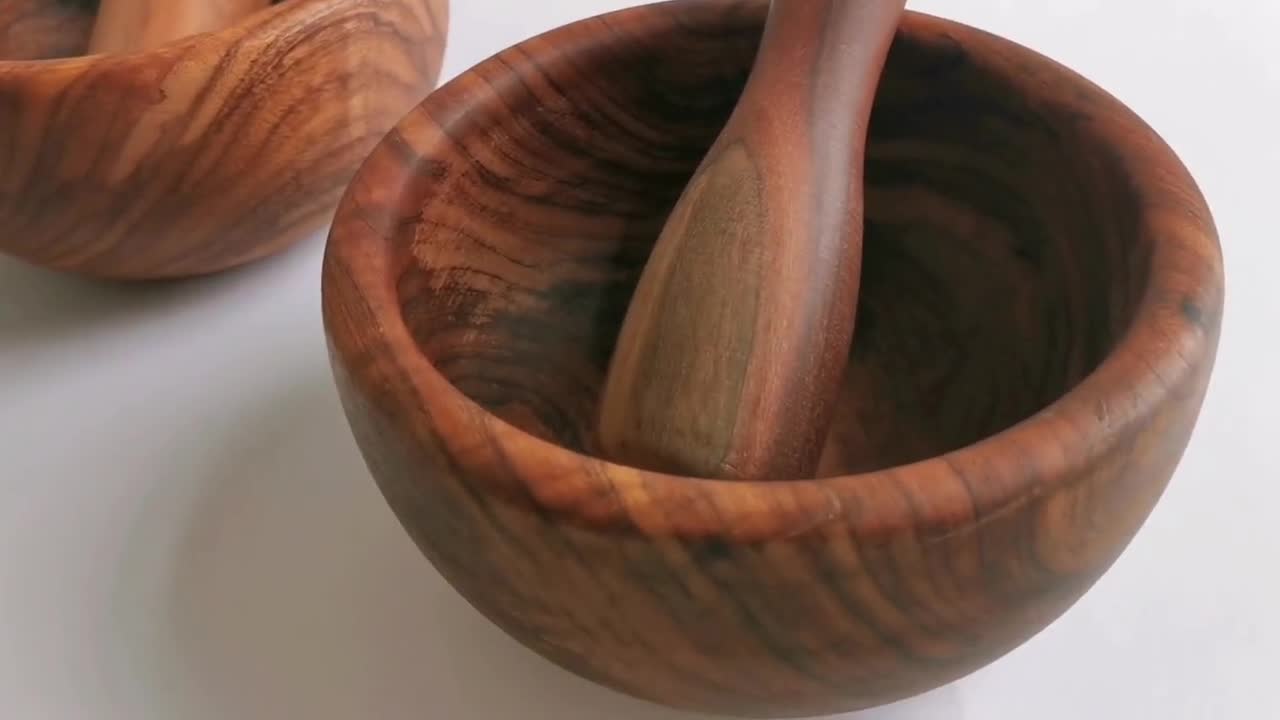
[323,2,1224,717]
[597,0,906,481]
[0,0,448,278]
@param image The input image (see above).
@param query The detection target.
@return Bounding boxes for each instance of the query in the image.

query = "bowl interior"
[0,0,289,60]
[394,12,1153,476]
[0,0,93,59]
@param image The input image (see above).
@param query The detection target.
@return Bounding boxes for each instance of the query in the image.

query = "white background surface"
[2,1,1277,718]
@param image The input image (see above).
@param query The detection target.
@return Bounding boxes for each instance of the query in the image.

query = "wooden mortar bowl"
[0,0,447,279]
[323,2,1224,716]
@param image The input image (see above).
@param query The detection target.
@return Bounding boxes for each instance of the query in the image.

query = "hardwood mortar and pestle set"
[324,0,1224,716]
[2,0,1222,717]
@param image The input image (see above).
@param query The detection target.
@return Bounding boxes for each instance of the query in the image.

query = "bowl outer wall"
[0,0,449,278]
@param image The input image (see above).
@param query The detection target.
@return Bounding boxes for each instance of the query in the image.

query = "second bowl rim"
[0,0,446,69]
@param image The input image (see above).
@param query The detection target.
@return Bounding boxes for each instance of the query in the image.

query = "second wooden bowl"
[0,0,447,279]
[323,1,1224,716]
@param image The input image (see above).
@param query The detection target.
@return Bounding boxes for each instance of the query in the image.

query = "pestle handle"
[89,0,270,54]
[597,0,906,480]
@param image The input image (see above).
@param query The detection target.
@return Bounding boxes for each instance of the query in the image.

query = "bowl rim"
[0,0,446,69]
[323,3,1224,542]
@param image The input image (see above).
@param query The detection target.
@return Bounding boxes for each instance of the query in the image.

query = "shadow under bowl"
[323,2,1223,716]
[0,0,448,279]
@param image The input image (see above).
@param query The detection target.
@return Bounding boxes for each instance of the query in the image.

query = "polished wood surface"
[323,2,1223,716]
[0,0,93,59]
[0,0,448,279]
[598,0,906,481]
[88,0,269,53]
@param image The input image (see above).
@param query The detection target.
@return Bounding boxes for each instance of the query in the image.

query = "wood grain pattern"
[597,0,906,481]
[0,0,448,278]
[323,2,1224,716]
[88,0,270,53]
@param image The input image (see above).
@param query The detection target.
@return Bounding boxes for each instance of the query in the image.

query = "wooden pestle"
[89,0,270,54]
[597,0,907,481]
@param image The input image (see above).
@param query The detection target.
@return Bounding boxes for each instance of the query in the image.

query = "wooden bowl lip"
[0,0,444,72]
[324,4,1223,541]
